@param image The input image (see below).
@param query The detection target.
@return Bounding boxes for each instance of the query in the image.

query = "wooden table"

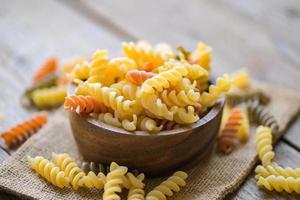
[0,0,299,199]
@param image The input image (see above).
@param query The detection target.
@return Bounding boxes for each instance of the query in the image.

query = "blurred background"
[0,0,299,199]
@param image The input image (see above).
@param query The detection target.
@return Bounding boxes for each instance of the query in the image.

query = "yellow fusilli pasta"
[255,126,275,167]
[255,164,300,179]
[141,65,187,94]
[51,153,85,190]
[201,74,231,108]
[145,171,188,200]
[103,162,128,200]
[99,112,138,131]
[30,86,67,108]
[137,116,163,133]
[80,171,106,189]
[257,175,300,194]
[189,42,212,71]
[28,156,69,188]
[124,173,145,200]
[160,89,200,107]
[174,106,199,124]
[71,61,90,81]
[141,93,178,121]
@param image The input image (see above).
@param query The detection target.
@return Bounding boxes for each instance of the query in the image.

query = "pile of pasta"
[28,152,188,200]
[66,41,232,132]
[23,57,83,109]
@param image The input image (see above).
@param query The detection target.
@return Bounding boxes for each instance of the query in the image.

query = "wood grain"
[227,142,300,200]
[76,0,300,90]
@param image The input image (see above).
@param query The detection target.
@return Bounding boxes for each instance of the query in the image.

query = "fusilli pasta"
[189,42,212,71]
[1,113,47,149]
[201,74,231,108]
[32,57,58,84]
[255,126,275,166]
[64,95,112,114]
[257,175,300,194]
[126,70,155,85]
[160,89,200,107]
[28,156,69,188]
[103,162,128,200]
[137,116,163,133]
[51,153,85,190]
[30,86,67,109]
[145,171,188,200]
[255,164,300,179]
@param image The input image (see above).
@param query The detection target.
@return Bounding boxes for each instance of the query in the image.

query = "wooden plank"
[0,0,123,198]
[215,0,300,68]
[0,0,122,132]
[75,0,300,90]
[227,142,300,200]
[283,117,300,151]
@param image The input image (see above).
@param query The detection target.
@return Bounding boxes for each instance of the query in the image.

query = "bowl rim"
[68,83,225,137]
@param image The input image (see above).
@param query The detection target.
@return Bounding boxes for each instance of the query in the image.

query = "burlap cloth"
[0,82,299,200]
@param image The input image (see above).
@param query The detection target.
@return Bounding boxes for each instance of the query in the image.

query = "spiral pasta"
[103,162,128,200]
[174,106,199,124]
[141,65,188,94]
[71,61,90,81]
[225,90,270,107]
[137,116,163,133]
[51,153,85,190]
[201,74,231,108]
[231,69,251,90]
[145,171,188,200]
[173,78,197,93]
[141,93,178,121]
[189,42,212,71]
[28,156,69,188]
[126,70,155,85]
[255,126,274,166]
[257,175,300,194]
[124,173,145,200]
[32,57,58,84]
[160,89,200,107]
[99,112,138,131]
[217,108,243,154]
[64,95,112,114]
[255,164,300,179]
[248,100,279,135]
[81,171,106,189]
[30,86,67,109]
[122,42,173,70]
[1,113,47,149]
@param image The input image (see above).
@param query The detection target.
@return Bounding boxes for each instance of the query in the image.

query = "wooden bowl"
[68,85,225,176]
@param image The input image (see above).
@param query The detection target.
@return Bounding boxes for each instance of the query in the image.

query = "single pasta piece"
[99,113,138,132]
[145,171,188,200]
[231,69,251,90]
[124,172,145,200]
[257,175,300,194]
[248,100,279,135]
[30,86,67,109]
[160,89,200,107]
[80,171,106,189]
[103,162,128,200]
[1,113,47,149]
[87,50,110,84]
[28,156,69,188]
[255,164,300,179]
[71,61,90,81]
[32,57,58,84]
[140,93,178,121]
[141,65,188,94]
[237,104,250,142]
[217,108,243,154]
[173,106,199,124]
[137,116,163,133]
[122,41,174,70]
[64,95,112,114]
[51,153,85,190]
[255,126,274,166]
[201,74,231,108]
[189,42,212,71]
[61,57,85,74]
[173,78,197,93]
[126,70,155,86]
